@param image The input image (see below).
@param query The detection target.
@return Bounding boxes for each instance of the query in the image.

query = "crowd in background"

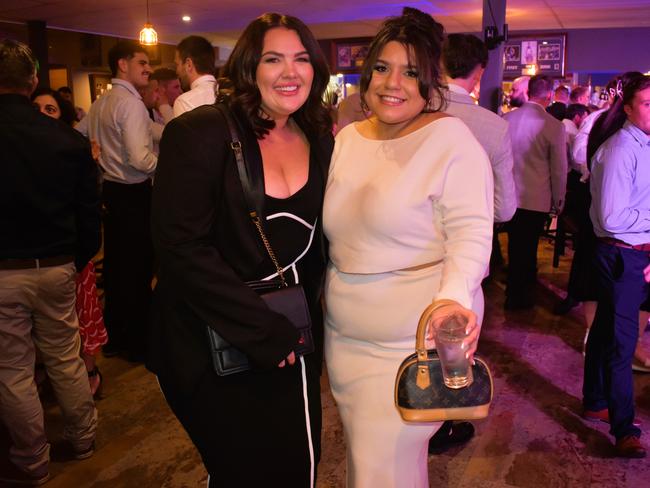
[1,6,650,486]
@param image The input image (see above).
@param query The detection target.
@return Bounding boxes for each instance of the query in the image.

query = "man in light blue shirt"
[585,74,650,458]
[78,41,157,362]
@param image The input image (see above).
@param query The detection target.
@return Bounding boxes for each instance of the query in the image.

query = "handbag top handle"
[216,104,288,287]
[413,301,457,389]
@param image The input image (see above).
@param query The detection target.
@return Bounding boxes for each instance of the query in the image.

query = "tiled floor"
[3,237,650,487]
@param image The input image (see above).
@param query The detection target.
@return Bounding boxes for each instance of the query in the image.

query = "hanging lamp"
[139,0,158,46]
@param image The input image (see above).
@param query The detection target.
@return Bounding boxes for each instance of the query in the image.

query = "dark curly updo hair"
[219,13,332,138]
[359,7,446,113]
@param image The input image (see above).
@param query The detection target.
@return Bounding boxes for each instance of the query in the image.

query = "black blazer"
[147,103,334,392]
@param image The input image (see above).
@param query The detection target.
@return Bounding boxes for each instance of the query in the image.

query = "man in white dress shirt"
[173,36,216,117]
[79,40,157,360]
[504,75,567,310]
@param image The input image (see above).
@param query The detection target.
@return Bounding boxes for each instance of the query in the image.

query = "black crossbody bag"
[206,105,314,376]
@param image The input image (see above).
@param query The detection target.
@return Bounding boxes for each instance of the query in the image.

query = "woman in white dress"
[323,8,494,487]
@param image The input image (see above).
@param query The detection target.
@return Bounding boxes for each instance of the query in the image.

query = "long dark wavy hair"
[587,71,643,166]
[219,13,331,138]
[359,7,446,114]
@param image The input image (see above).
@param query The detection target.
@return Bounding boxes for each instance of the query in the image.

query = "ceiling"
[1,0,649,47]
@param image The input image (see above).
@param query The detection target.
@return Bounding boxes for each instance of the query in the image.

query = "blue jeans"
[583,242,648,439]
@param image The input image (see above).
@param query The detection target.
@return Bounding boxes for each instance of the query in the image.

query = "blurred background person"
[32,88,76,126]
[0,39,100,486]
[173,35,216,117]
[150,67,182,125]
[547,84,570,120]
[57,85,86,122]
[584,74,650,458]
[31,87,107,397]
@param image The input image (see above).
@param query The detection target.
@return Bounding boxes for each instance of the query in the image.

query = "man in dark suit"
[0,40,101,485]
[504,75,568,309]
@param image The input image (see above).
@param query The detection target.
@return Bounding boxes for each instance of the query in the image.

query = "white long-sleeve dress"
[323,117,494,488]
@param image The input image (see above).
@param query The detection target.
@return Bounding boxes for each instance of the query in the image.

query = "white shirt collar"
[447,83,470,96]
[110,78,142,99]
[190,74,217,91]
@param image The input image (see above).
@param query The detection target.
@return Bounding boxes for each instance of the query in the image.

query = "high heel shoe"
[88,367,103,398]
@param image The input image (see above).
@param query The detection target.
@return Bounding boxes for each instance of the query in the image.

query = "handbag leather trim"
[397,404,491,422]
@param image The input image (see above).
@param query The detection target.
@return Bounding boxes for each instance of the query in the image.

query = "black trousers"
[506,208,548,304]
[102,179,153,357]
[157,357,322,488]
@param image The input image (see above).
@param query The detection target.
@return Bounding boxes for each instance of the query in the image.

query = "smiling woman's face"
[33,94,61,119]
[365,41,426,127]
[255,27,314,121]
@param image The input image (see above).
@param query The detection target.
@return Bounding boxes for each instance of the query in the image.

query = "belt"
[598,237,650,252]
[397,259,444,272]
[0,255,74,270]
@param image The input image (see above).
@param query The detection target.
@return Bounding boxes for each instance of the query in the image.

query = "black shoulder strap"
[215,104,260,218]
[215,104,288,285]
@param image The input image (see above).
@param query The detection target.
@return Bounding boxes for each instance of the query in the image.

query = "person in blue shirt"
[584,74,650,459]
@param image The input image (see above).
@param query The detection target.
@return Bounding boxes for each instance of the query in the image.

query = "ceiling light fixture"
[139,0,158,46]
[182,15,191,22]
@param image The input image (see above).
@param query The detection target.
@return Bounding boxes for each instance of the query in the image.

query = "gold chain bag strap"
[205,105,314,376]
[394,302,493,421]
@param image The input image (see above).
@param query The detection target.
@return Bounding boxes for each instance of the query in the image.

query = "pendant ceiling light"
[139,0,158,46]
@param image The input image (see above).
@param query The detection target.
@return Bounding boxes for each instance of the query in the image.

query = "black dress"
[149,103,333,488]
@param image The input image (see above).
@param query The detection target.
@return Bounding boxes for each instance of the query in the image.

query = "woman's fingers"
[278,351,297,368]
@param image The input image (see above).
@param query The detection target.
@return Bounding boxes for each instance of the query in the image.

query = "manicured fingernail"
[465,352,470,359]
[461,342,466,350]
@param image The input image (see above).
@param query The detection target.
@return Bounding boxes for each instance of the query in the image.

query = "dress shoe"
[582,408,642,427]
[428,421,475,454]
[615,435,646,458]
[0,462,50,486]
[553,295,579,315]
[50,440,95,462]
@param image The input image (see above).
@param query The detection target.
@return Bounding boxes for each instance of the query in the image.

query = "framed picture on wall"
[503,34,567,78]
[333,38,372,72]
[89,73,112,102]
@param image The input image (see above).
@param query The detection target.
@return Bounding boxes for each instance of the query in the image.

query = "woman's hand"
[425,299,480,362]
[278,351,296,368]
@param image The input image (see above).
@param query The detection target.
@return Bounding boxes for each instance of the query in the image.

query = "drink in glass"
[436,314,473,389]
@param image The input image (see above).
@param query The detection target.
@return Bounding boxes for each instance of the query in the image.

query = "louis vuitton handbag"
[206,105,314,376]
[394,302,493,422]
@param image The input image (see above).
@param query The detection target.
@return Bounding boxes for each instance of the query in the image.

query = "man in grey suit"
[504,75,568,309]
[428,34,517,456]
[441,33,516,224]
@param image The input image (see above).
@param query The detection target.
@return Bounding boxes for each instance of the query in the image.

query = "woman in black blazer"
[148,13,333,487]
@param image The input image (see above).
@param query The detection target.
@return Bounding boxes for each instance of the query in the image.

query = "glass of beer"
[436,314,473,389]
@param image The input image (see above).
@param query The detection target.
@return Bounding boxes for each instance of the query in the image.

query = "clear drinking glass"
[436,313,473,389]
